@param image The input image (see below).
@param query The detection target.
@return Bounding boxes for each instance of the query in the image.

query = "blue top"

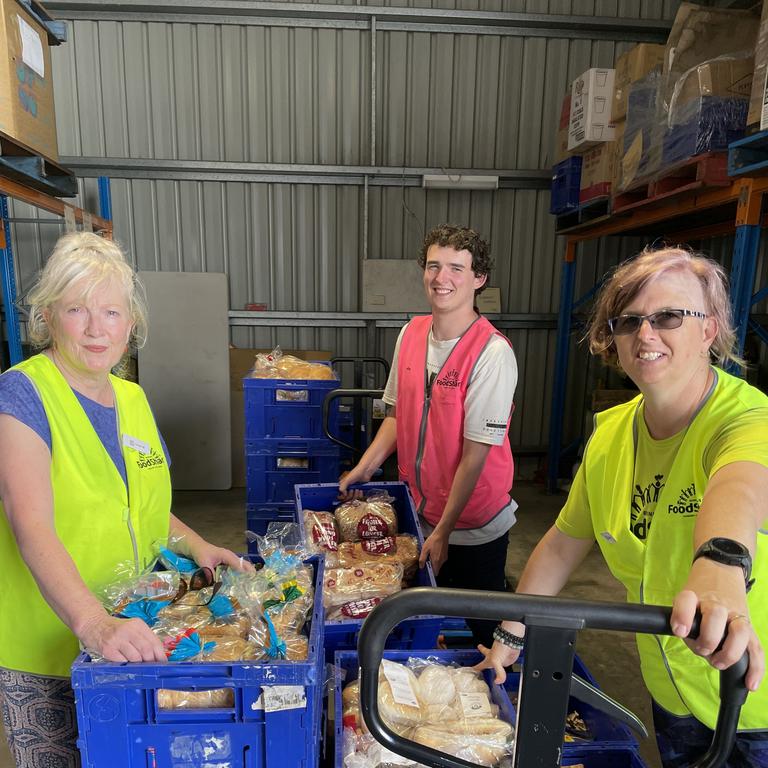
[0,369,170,487]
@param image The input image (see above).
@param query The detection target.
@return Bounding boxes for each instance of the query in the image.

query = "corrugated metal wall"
[19,0,757,458]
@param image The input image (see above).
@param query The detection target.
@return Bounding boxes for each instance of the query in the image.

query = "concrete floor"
[0,481,661,767]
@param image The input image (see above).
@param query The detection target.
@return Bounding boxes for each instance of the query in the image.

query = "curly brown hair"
[418,224,493,295]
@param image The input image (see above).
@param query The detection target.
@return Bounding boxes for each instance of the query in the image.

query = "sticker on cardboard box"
[262,685,307,712]
[381,660,419,707]
[459,691,493,718]
[17,16,45,78]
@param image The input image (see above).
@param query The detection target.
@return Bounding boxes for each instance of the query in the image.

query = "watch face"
[712,537,747,556]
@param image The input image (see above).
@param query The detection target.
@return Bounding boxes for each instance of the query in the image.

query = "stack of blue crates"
[550,156,582,215]
[244,366,343,541]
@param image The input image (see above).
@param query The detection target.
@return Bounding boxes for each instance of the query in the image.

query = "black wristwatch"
[693,537,755,593]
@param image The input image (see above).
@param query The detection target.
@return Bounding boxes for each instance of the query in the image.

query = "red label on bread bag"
[341,598,382,618]
[357,513,388,540]
[361,536,395,554]
[312,521,338,551]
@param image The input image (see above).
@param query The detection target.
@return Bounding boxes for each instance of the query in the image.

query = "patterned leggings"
[0,668,80,768]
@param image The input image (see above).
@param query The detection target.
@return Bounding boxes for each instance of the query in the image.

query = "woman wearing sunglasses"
[477,246,768,767]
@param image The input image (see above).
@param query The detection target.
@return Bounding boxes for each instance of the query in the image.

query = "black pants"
[435,530,510,649]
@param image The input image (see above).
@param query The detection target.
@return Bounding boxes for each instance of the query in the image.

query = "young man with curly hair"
[340,224,518,647]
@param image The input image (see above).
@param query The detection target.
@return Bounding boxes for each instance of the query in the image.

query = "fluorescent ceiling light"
[422,174,499,190]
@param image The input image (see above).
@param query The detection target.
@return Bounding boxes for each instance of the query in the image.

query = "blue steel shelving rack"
[546,173,768,493]
[0,176,113,367]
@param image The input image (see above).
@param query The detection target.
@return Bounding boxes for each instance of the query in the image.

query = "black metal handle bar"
[358,588,749,768]
[322,388,385,453]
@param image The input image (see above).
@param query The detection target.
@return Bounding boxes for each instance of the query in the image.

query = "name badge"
[123,434,150,455]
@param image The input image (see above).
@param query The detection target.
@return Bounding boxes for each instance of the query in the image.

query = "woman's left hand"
[670,565,764,692]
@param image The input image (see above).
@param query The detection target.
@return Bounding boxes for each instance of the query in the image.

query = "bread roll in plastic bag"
[336,534,419,582]
[323,562,403,619]
[157,688,235,710]
[336,495,398,543]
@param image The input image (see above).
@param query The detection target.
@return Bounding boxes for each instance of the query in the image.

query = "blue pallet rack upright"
[547,173,768,493]
[0,176,114,368]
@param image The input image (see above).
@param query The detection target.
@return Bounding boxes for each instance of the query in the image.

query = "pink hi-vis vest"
[396,315,514,529]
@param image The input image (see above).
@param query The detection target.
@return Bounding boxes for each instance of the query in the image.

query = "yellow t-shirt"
[556,407,768,541]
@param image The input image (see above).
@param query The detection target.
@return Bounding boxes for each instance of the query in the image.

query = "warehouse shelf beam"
[61,157,550,190]
[228,310,557,330]
[45,1,670,40]
[546,176,768,494]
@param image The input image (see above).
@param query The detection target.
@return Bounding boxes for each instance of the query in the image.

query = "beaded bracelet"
[493,624,525,649]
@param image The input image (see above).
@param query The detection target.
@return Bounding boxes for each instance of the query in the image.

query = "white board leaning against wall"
[138,271,231,490]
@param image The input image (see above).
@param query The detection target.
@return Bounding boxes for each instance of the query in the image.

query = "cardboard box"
[476,287,501,314]
[554,91,572,164]
[0,0,58,160]
[568,68,616,152]
[579,141,615,204]
[612,43,665,123]
[610,119,625,195]
[230,348,333,487]
[749,0,768,126]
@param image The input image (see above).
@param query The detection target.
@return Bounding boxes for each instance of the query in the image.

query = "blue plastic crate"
[72,557,325,768]
[243,368,341,440]
[550,156,582,215]
[295,482,442,660]
[246,447,341,505]
[334,649,516,768]
[504,653,639,754]
[246,503,296,545]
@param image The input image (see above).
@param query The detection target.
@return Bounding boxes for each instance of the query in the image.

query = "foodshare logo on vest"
[667,482,700,516]
[435,369,461,388]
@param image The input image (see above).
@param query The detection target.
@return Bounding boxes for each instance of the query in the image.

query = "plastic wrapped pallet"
[642,3,758,176]
[748,0,768,127]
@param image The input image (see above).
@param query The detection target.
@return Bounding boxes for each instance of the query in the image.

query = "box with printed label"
[71,556,325,768]
[0,0,58,159]
[568,68,617,152]
[554,91,573,163]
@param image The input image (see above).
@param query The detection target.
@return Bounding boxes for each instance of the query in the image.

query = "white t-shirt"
[383,321,518,544]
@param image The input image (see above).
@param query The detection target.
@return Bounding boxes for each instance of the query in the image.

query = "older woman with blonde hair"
[477,246,768,767]
[0,232,247,767]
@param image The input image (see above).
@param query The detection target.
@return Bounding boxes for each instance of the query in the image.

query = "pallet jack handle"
[358,588,749,768]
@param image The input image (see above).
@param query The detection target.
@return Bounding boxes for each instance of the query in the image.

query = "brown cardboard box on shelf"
[610,119,625,196]
[554,91,572,164]
[0,0,58,160]
[749,0,768,126]
[476,287,501,314]
[579,141,616,204]
[230,347,333,487]
[612,43,665,123]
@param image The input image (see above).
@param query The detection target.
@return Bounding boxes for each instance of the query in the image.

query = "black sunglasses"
[607,308,707,336]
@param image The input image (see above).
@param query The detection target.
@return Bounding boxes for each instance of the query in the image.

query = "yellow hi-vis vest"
[584,367,768,729]
[0,353,171,676]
